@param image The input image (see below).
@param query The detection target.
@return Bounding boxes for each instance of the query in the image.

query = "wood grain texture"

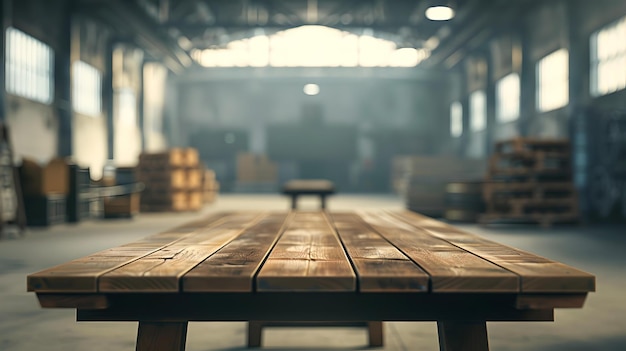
[329,212,429,292]
[36,294,109,309]
[391,211,596,293]
[256,212,356,292]
[515,294,588,309]
[99,213,264,292]
[183,213,291,292]
[357,211,519,293]
[27,213,229,293]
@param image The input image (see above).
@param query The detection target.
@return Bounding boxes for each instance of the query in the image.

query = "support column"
[0,0,10,120]
[56,0,73,157]
[104,40,115,160]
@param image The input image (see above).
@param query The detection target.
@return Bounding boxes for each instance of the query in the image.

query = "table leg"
[291,195,298,210]
[248,321,264,348]
[136,321,188,351]
[320,195,326,209]
[437,321,489,351]
[368,321,384,347]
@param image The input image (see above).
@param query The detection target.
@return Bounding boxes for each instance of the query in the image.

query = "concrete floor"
[0,194,625,351]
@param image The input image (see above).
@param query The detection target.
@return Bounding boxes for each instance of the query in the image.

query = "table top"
[282,180,335,194]
[27,210,595,296]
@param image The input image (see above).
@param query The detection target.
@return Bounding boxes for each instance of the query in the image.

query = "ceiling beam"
[77,0,193,73]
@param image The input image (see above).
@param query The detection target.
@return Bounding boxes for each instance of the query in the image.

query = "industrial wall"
[177,67,449,191]
[1,0,170,179]
[446,0,626,157]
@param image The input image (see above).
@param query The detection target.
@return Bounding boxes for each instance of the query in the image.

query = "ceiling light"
[425,6,455,21]
[303,84,320,96]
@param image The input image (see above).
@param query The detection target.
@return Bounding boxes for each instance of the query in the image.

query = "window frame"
[590,16,626,97]
[496,73,521,123]
[5,27,54,104]
[72,60,103,117]
[536,48,569,112]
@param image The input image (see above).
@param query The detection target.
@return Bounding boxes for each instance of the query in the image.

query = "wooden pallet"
[483,182,575,200]
[494,137,570,154]
[489,151,570,173]
[479,212,579,228]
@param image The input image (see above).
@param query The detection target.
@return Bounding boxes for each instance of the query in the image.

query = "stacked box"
[202,169,220,204]
[480,137,578,227]
[236,153,278,184]
[138,148,203,212]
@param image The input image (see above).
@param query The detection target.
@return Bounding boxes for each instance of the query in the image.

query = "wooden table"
[27,211,595,351]
[282,179,335,209]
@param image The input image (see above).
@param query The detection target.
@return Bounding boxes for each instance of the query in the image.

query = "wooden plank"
[99,213,265,292]
[183,213,291,292]
[36,294,109,309]
[256,212,356,292]
[329,212,429,292]
[357,212,519,293]
[391,211,595,293]
[515,294,588,309]
[27,212,230,293]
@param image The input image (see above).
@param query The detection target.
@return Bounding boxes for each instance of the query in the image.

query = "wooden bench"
[282,179,335,209]
[27,210,595,351]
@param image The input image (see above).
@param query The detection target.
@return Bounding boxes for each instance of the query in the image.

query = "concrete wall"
[176,67,449,191]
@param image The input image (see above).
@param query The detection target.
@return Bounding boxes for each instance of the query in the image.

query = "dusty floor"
[0,194,624,351]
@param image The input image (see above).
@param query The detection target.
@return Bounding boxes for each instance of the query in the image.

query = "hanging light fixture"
[425,1,455,21]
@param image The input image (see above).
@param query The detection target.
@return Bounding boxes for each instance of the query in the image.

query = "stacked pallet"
[137,148,203,212]
[480,137,578,227]
[393,156,487,217]
[202,169,220,204]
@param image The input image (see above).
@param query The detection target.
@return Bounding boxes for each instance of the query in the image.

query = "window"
[496,73,520,123]
[116,89,137,127]
[591,16,626,96]
[450,101,463,137]
[72,61,102,116]
[5,27,54,104]
[191,25,431,68]
[470,90,486,132]
[536,49,569,112]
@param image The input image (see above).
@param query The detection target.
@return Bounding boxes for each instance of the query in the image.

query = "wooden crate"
[103,193,140,218]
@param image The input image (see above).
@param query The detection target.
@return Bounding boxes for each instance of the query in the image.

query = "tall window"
[470,90,486,132]
[72,61,102,117]
[450,101,463,137]
[5,27,54,104]
[116,89,137,127]
[536,49,569,112]
[496,73,520,122]
[591,16,626,97]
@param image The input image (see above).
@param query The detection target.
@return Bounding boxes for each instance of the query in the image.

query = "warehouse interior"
[1,0,625,350]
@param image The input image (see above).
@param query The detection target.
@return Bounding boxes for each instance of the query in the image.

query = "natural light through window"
[591,16,626,97]
[450,101,463,137]
[191,26,430,68]
[5,27,54,104]
[536,49,569,112]
[72,61,102,117]
[470,90,486,132]
[496,73,520,123]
